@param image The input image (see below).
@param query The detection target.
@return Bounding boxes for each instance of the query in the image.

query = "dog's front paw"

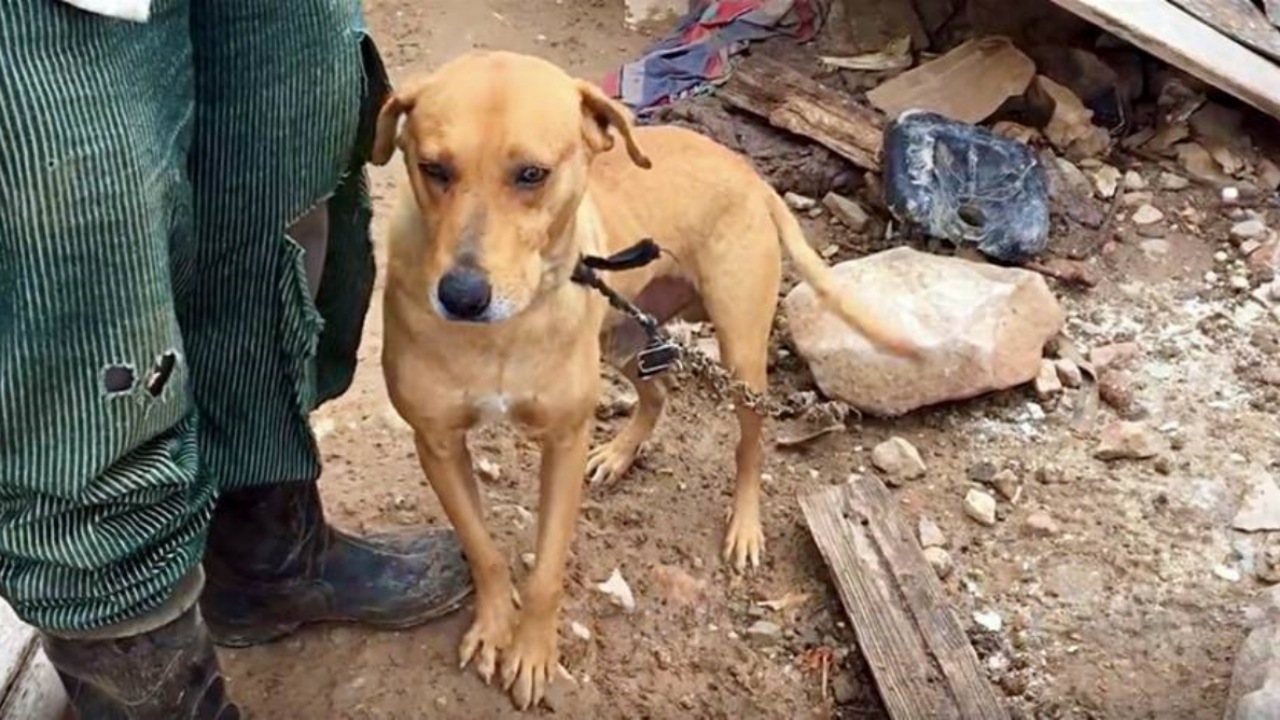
[459,594,519,685]
[722,501,764,571]
[499,617,560,711]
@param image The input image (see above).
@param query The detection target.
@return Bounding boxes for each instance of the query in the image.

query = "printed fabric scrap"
[601,0,830,114]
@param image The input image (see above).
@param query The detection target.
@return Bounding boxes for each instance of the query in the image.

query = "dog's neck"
[537,191,606,294]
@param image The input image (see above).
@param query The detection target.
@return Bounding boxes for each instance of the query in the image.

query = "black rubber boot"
[199,482,473,648]
[42,602,240,720]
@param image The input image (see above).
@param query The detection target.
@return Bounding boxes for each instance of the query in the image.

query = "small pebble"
[475,457,502,483]
[1131,204,1164,226]
[1095,421,1167,460]
[570,621,593,641]
[871,437,927,484]
[1054,359,1083,388]
[1213,564,1242,583]
[1036,464,1066,484]
[594,569,637,613]
[1122,170,1146,191]
[918,517,948,548]
[964,490,998,527]
[784,192,818,211]
[1231,218,1268,241]
[1034,359,1063,400]
[974,610,1003,632]
[923,547,954,579]
[745,620,783,643]
[1158,172,1189,190]
[822,192,870,232]
[1230,275,1251,291]
[992,469,1021,502]
[1023,511,1060,537]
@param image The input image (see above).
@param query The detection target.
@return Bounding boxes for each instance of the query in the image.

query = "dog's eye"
[514,165,549,188]
[420,161,452,184]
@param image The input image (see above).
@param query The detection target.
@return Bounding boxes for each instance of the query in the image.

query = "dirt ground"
[218,1,1280,718]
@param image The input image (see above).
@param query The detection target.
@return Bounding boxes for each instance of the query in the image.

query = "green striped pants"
[0,0,383,632]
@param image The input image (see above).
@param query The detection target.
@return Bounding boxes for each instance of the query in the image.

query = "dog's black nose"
[436,267,492,320]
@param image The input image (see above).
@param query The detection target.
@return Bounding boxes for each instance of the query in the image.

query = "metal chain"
[573,255,850,424]
[664,331,788,417]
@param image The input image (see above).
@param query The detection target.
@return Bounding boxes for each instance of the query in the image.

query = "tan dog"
[373,50,912,710]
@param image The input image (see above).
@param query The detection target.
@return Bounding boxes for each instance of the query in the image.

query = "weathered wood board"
[1048,0,1280,120]
[0,601,65,720]
[1167,0,1280,63]
[0,602,36,703]
[1,651,64,720]
[800,477,1009,720]
[718,54,886,171]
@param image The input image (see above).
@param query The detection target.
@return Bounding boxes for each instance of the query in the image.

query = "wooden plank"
[1047,0,1280,120]
[718,55,885,171]
[1,648,65,720]
[1167,0,1280,63]
[0,602,36,701]
[799,477,1009,720]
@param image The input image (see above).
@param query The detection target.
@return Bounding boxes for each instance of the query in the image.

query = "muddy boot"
[42,569,241,720]
[199,482,473,648]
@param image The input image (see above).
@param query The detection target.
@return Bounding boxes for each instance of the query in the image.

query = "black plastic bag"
[883,110,1051,264]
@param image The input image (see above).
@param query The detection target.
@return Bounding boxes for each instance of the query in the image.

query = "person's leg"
[0,1,237,717]
[185,0,472,647]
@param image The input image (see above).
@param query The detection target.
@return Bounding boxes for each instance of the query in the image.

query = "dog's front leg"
[500,417,591,710]
[413,430,516,685]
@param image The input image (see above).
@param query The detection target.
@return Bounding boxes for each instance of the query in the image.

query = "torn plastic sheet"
[882,110,1050,264]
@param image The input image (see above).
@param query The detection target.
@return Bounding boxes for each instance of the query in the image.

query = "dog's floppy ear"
[576,80,651,169]
[371,92,413,167]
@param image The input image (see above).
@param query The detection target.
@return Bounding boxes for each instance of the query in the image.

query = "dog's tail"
[766,191,917,357]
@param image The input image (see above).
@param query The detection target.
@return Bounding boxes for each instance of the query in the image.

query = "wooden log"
[799,477,1009,720]
[718,55,885,171]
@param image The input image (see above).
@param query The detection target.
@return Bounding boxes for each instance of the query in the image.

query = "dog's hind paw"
[722,504,764,571]
[586,437,641,485]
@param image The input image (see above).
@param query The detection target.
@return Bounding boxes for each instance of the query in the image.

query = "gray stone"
[1232,219,1269,242]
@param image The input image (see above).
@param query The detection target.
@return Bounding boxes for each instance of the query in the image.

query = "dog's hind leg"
[700,257,780,571]
[587,276,694,486]
[586,360,667,485]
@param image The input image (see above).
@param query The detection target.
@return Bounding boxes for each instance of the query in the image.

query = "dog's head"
[372,51,651,324]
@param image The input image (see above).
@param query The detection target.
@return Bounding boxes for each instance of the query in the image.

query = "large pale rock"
[1224,621,1280,720]
[783,247,1065,417]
